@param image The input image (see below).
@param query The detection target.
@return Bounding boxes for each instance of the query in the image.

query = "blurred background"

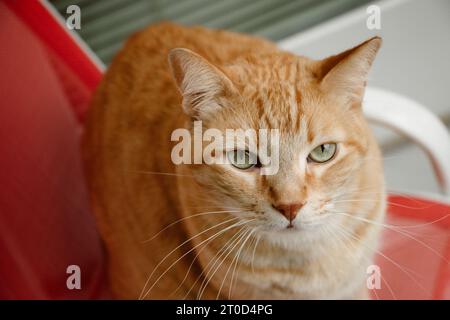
[50,0,372,65]
[48,0,450,196]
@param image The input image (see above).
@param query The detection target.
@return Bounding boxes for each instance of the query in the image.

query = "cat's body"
[83,22,385,299]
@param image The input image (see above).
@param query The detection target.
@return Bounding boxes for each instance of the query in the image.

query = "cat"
[82,22,385,299]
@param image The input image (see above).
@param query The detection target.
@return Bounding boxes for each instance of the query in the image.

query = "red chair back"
[0,1,108,299]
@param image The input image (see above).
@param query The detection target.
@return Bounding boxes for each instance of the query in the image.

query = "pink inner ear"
[319,37,382,103]
[168,48,238,119]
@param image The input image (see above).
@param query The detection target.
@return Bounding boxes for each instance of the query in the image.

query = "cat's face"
[169,37,382,245]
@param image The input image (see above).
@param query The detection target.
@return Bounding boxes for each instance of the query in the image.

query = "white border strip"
[41,0,106,72]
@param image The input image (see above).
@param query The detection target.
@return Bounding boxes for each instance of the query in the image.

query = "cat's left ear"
[168,48,237,119]
[318,37,382,106]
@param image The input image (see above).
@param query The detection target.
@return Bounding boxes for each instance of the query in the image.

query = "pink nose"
[273,203,304,223]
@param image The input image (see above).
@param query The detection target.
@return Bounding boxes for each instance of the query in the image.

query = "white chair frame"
[363,87,450,197]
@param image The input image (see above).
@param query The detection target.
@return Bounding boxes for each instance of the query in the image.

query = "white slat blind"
[51,0,372,64]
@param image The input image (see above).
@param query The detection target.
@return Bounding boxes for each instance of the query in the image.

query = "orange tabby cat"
[82,22,385,299]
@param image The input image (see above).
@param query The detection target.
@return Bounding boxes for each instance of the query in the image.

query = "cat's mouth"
[291,223,319,230]
[254,213,330,234]
[268,221,323,233]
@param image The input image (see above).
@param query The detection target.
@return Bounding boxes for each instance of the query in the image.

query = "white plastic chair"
[363,87,450,198]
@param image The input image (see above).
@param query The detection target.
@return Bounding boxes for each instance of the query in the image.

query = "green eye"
[308,143,337,163]
[227,150,257,170]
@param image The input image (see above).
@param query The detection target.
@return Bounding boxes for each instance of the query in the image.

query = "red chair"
[1,0,449,300]
[362,88,450,299]
[0,0,107,299]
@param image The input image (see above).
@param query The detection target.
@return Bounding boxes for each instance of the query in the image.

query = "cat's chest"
[232,248,367,299]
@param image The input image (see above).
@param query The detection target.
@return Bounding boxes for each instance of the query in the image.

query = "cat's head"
[168,37,383,245]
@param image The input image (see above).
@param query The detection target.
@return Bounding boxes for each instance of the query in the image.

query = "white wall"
[279,0,450,195]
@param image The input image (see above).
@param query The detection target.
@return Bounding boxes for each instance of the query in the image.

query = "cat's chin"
[257,224,328,249]
[258,221,325,236]
[281,222,323,233]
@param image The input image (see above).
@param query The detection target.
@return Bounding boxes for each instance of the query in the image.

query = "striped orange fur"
[82,22,385,299]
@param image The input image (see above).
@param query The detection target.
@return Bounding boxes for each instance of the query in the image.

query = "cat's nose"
[273,202,304,224]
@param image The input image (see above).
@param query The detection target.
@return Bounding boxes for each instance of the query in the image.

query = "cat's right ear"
[168,48,236,119]
[317,37,382,107]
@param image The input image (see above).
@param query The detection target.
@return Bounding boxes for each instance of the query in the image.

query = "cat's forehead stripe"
[253,85,305,133]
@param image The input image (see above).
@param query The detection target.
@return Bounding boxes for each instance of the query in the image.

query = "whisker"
[335,187,446,208]
[336,223,430,297]
[332,198,437,210]
[198,227,251,299]
[251,233,261,274]
[143,210,244,243]
[172,224,247,298]
[139,216,240,299]
[185,226,247,299]
[227,229,255,299]
[126,170,195,178]
[186,205,242,210]
[212,228,253,300]
[331,209,450,230]
[144,220,247,300]
[332,211,450,265]
[142,218,253,300]
[328,195,449,240]
[330,225,397,300]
